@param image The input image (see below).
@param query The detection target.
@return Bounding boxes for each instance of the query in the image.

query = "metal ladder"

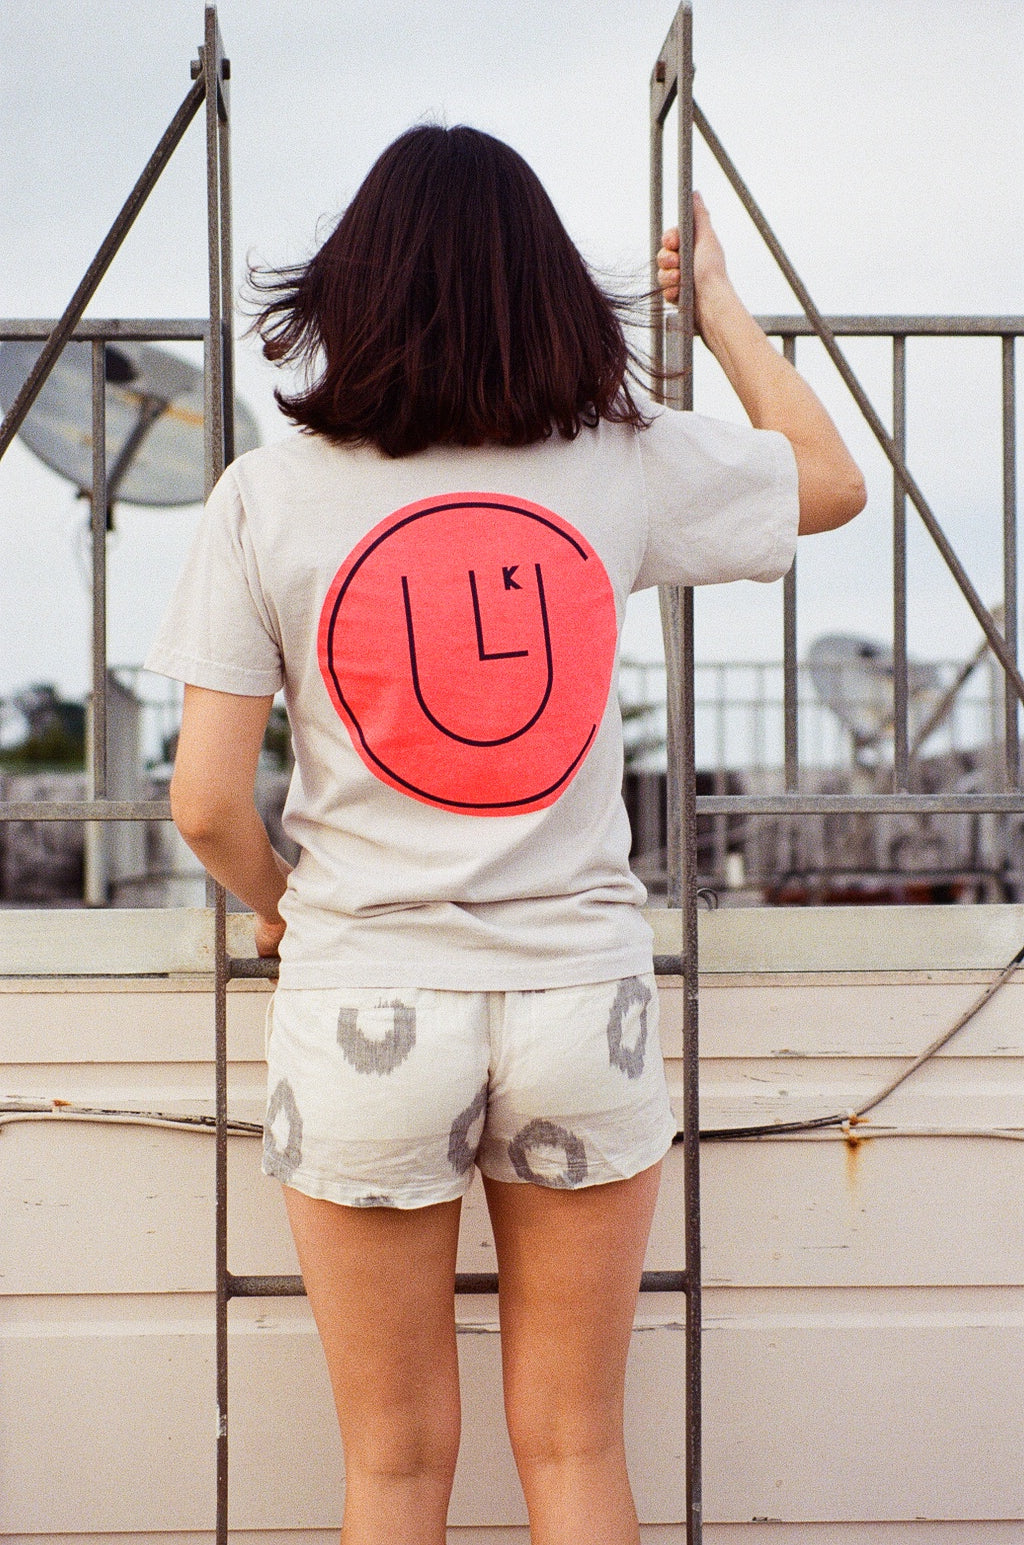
[6,4,1020,1540]
[216,9,706,1539]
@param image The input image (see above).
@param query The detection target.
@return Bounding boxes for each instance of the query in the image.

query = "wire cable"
[0,1101,260,1136]
[4,939,1022,1148]
[693,937,1024,1142]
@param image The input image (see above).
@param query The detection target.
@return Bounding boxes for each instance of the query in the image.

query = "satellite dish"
[0,338,260,508]
[808,634,943,758]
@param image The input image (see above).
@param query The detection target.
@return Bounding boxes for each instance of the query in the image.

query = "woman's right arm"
[658,195,867,535]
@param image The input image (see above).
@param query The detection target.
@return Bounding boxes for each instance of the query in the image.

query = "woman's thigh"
[282,1186,464,1464]
[482,1161,663,1453]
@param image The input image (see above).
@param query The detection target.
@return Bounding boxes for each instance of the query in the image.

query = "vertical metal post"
[84,341,109,904]
[1003,336,1019,790]
[649,101,665,394]
[661,594,684,903]
[892,336,909,788]
[200,10,233,1542]
[657,8,695,905]
[780,336,799,880]
[652,11,700,1541]
[651,106,681,903]
[712,673,728,883]
[204,6,229,495]
[214,883,228,1545]
[89,340,109,799]
[781,336,799,792]
[217,35,235,471]
[675,13,702,1544]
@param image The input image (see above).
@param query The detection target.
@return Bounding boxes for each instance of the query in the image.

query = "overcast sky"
[1,0,1022,706]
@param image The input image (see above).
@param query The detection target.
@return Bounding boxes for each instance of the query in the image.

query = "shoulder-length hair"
[249,125,651,457]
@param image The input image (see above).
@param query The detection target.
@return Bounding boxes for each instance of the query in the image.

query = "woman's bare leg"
[483,1161,662,1545]
[282,1187,463,1545]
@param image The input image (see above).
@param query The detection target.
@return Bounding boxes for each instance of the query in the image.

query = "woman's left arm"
[170,684,291,956]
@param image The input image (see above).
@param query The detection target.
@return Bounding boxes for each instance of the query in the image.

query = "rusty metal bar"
[89,342,108,801]
[230,957,692,985]
[674,14,702,1545]
[652,10,689,908]
[83,342,110,905]
[198,13,234,1543]
[0,78,205,464]
[892,336,909,789]
[224,1270,689,1299]
[1003,337,1019,789]
[711,687,728,882]
[0,801,170,821]
[215,883,229,1545]
[649,78,665,390]
[697,792,1024,815]
[680,581,703,1545]
[0,319,208,341]
[781,336,799,793]
[657,41,696,906]
[693,102,1024,709]
[218,55,236,470]
[203,7,228,501]
[17,312,1020,347]
[649,48,678,888]
[7,778,1024,831]
[755,316,1024,338]
[651,11,701,1545]
[661,592,683,902]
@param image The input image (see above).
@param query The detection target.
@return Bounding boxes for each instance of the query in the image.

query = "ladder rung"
[653,953,685,975]
[229,956,687,981]
[227,957,279,979]
[226,1269,689,1299]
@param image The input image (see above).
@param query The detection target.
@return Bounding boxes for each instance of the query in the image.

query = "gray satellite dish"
[808,634,942,758]
[0,339,260,508]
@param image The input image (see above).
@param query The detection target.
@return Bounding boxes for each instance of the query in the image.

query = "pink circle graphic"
[317,493,617,815]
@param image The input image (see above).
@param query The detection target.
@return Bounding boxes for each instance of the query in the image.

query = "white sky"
[1,0,1022,703]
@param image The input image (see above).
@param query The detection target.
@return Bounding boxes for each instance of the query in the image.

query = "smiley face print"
[317,493,617,815]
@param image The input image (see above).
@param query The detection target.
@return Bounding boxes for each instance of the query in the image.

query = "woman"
[148,125,864,1545]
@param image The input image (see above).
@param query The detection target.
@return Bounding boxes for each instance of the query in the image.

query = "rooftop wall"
[2,906,1023,1542]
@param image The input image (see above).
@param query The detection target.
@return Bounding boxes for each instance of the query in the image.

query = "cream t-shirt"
[147,404,798,988]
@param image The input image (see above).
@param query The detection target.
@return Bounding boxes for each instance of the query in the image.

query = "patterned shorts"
[262,974,676,1209]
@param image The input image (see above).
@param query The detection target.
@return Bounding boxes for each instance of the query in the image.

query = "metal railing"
[621,656,1023,902]
[650,5,1022,1540]
[0,10,696,1541]
[0,8,241,1536]
[2,5,1019,1542]
[649,13,703,1543]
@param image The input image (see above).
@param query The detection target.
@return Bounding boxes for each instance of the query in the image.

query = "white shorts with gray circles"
[262,974,676,1209]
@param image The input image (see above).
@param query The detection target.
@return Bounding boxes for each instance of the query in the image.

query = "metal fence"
[1,5,1020,1544]
[621,656,1024,903]
[0,8,243,1537]
[650,5,1022,1539]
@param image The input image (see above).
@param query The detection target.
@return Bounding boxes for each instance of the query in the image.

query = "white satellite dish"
[808,634,943,759]
[0,338,260,508]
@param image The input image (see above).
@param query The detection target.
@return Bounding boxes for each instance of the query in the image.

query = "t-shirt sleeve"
[144,465,284,695]
[632,406,799,592]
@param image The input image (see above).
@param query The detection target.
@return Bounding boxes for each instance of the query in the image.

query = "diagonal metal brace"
[0,75,206,464]
[693,100,1024,709]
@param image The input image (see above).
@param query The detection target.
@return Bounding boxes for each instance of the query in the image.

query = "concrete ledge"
[3,904,1023,977]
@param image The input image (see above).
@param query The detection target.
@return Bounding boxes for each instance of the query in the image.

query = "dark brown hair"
[249,125,651,457]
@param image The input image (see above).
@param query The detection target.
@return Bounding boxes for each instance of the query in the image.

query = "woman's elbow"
[798,464,868,535]
[169,771,232,849]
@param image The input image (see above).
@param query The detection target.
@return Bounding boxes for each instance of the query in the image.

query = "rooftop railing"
[1,7,1019,1545]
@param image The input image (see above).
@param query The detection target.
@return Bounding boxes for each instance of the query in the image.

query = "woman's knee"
[343,1391,461,1484]
[503,1382,622,1474]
